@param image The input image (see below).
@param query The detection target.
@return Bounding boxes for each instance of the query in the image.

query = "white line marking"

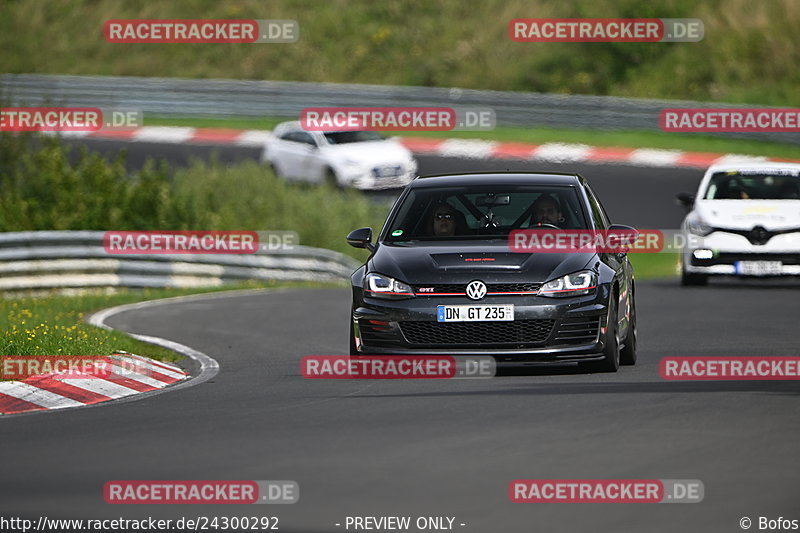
[531,143,592,162]
[437,139,498,159]
[105,364,174,389]
[133,126,195,143]
[0,382,84,409]
[712,154,770,166]
[236,130,274,146]
[58,378,140,398]
[628,148,684,167]
[117,353,186,375]
[108,355,186,380]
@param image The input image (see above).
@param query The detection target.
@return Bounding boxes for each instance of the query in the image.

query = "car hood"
[693,200,800,231]
[368,241,597,285]
[322,141,412,164]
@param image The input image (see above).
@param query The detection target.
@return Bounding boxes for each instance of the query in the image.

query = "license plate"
[437,305,514,322]
[373,166,402,177]
[734,261,783,276]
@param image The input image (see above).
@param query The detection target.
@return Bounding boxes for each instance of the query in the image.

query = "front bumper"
[682,231,800,276]
[352,290,610,362]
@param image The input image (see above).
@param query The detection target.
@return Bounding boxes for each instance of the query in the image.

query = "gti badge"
[465,280,487,300]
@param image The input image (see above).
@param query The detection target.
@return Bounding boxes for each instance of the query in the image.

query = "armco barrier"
[1,74,797,144]
[0,231,361,290]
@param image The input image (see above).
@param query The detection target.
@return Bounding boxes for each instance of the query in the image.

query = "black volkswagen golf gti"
[346,172,637,372]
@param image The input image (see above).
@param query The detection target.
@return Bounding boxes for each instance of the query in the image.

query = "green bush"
[0,132,388,260]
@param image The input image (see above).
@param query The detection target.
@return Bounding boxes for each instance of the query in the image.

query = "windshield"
[704,171,800,200]
[383,185,588,242]
[323,131,386,145]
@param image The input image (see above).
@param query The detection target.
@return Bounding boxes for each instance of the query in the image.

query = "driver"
[531,194,564,227]
[431,203,459,236]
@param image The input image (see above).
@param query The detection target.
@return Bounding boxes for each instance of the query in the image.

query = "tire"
[681,268,708,286]
[619,293,637,366]
[267,160,283,179]
[325,168,341,189]
[585,294,620,373]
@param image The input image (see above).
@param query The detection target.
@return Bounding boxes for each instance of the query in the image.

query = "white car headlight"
[342,158,362,167]
[685,214,714,236]
[538,271,597,297]
[365,273,415,299]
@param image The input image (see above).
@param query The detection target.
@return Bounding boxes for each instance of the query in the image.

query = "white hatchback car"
[261,121,418,190]
[677,162,800,285]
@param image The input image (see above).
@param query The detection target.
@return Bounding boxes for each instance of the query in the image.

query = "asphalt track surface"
[2,139,799,532]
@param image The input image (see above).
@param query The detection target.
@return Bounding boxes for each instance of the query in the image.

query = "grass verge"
[628,253,679,280]
[0,281,341,376]
[145,116,800,160]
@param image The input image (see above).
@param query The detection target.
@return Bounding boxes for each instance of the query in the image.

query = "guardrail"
[1,74,796,144]
[0,231,360,290]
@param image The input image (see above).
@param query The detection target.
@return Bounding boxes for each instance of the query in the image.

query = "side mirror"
[608,224,638,256]
[676,192,695,208]
[347,227,375,251]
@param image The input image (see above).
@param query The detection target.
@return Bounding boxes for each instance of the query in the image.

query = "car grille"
[399,319,555,347]
[414,283,541,295]
[691,252,800,266]
[553,317,601,345]
[714,227,800,246]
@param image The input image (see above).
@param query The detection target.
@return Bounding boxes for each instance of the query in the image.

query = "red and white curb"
[48,127,799,169]
[399,137,799,169]
[0,291,225,417]
[0,353,188,415]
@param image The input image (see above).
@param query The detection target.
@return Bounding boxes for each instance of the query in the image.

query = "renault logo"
[465,280,487,300]
[748,225,771,246]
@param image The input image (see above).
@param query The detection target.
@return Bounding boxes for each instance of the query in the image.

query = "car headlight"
[364,273,415,299]
[538,271,597,297]
[685,214,714,236]
[342,158,362,167]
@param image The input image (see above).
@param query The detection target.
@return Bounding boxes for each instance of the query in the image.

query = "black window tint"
[294,132,316,146]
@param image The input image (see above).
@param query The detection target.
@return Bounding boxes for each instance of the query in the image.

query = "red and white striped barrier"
[0,353,188,415]
[49,127,798,169]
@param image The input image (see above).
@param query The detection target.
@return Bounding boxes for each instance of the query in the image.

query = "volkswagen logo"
[465,280,487,300]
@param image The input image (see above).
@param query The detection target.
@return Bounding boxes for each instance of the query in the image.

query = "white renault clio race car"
[261,121,418,190]
[677,162,800,285]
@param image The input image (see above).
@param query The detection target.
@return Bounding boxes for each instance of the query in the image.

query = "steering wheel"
[532,223,560,230]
